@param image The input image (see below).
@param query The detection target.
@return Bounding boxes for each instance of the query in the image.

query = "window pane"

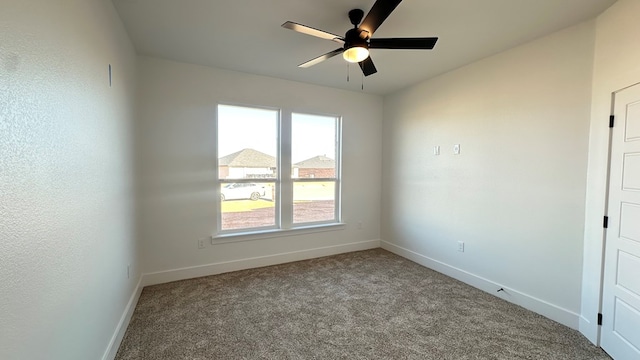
[292,113,336,179]
[221,182,275,231]
[218,104,278,232]
[218,105,278,180]
[293,181,335,224]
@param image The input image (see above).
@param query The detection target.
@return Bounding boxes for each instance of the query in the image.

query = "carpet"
[115,249,610,359]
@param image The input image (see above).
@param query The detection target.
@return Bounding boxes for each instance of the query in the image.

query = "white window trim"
[214,104,342,238]
[211,222,346,244]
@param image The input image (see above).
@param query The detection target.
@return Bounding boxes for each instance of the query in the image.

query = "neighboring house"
[219,148,276,179]
[294,155,335,178]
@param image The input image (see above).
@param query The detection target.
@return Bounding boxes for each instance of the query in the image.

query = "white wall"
[580,0,640,344]
[135,57,382,281]
[381,22,595,328]
[0,0,139,359]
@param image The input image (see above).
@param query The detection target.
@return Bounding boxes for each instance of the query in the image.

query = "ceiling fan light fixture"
[282,1,439,77]
[343,46,369,63]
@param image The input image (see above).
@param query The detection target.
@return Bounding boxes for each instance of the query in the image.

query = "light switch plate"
[454,144,461,155]
[434,146,440,155]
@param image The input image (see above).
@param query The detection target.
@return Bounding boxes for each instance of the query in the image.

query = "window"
[217,105,278,232]
[216,104,341,235]
[292,113,339,224]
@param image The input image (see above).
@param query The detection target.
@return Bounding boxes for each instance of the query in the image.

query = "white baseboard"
[381,240,580,330]
[102,276,143,360]
[142,239,381,287]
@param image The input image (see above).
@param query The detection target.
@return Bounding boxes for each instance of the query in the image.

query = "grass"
[221,199,274,213]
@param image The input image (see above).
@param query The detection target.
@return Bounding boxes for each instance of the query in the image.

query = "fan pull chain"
[347,63,350,82]
[361,71,364,90]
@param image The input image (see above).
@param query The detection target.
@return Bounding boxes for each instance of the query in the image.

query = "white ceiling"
[112,0,616,95]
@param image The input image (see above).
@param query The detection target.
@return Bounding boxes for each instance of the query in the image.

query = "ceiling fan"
[282,0,438,77]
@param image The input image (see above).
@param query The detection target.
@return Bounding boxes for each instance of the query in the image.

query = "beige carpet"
[115,249,610,359]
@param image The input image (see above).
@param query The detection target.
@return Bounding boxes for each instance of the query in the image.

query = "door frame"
[590,81,640,347]
[598,83,640,358]
[579,81,640,346]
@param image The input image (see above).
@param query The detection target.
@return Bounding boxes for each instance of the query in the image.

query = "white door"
[601,83,640,360]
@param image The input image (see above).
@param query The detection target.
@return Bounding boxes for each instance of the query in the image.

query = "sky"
[218,105,337,164]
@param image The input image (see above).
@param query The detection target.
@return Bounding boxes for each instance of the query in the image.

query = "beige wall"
[0,0,138,359]
[381,21,595,328]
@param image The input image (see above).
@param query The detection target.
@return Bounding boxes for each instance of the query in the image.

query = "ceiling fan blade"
[282,21,345,44]
[299,48,344,68]
[358,57,377,76]
[359,0,403,37]
[369,37,438,49]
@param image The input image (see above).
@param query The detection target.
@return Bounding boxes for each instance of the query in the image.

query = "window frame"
[214,104,342,238]
[291,111,342,226]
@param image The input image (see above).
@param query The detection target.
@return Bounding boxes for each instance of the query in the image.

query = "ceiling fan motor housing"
[344,28,368,51]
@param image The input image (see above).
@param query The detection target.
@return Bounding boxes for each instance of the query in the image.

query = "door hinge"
[603,216,609,229]
[598,313,603,326]
[609,115,615,128]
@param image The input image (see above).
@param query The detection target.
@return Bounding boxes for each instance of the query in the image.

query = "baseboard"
[142,239,381,287]
[381,240,580,330]
[102,275,143,360]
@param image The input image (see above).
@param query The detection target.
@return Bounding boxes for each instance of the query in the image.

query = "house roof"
[219,148,276,168]
[294,155,335,169]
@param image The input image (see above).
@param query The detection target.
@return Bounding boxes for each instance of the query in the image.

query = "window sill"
[212,223,346,245]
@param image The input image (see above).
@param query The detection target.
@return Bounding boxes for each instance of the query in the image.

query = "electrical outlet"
[198,238,206,249]
[457,241,465,252]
